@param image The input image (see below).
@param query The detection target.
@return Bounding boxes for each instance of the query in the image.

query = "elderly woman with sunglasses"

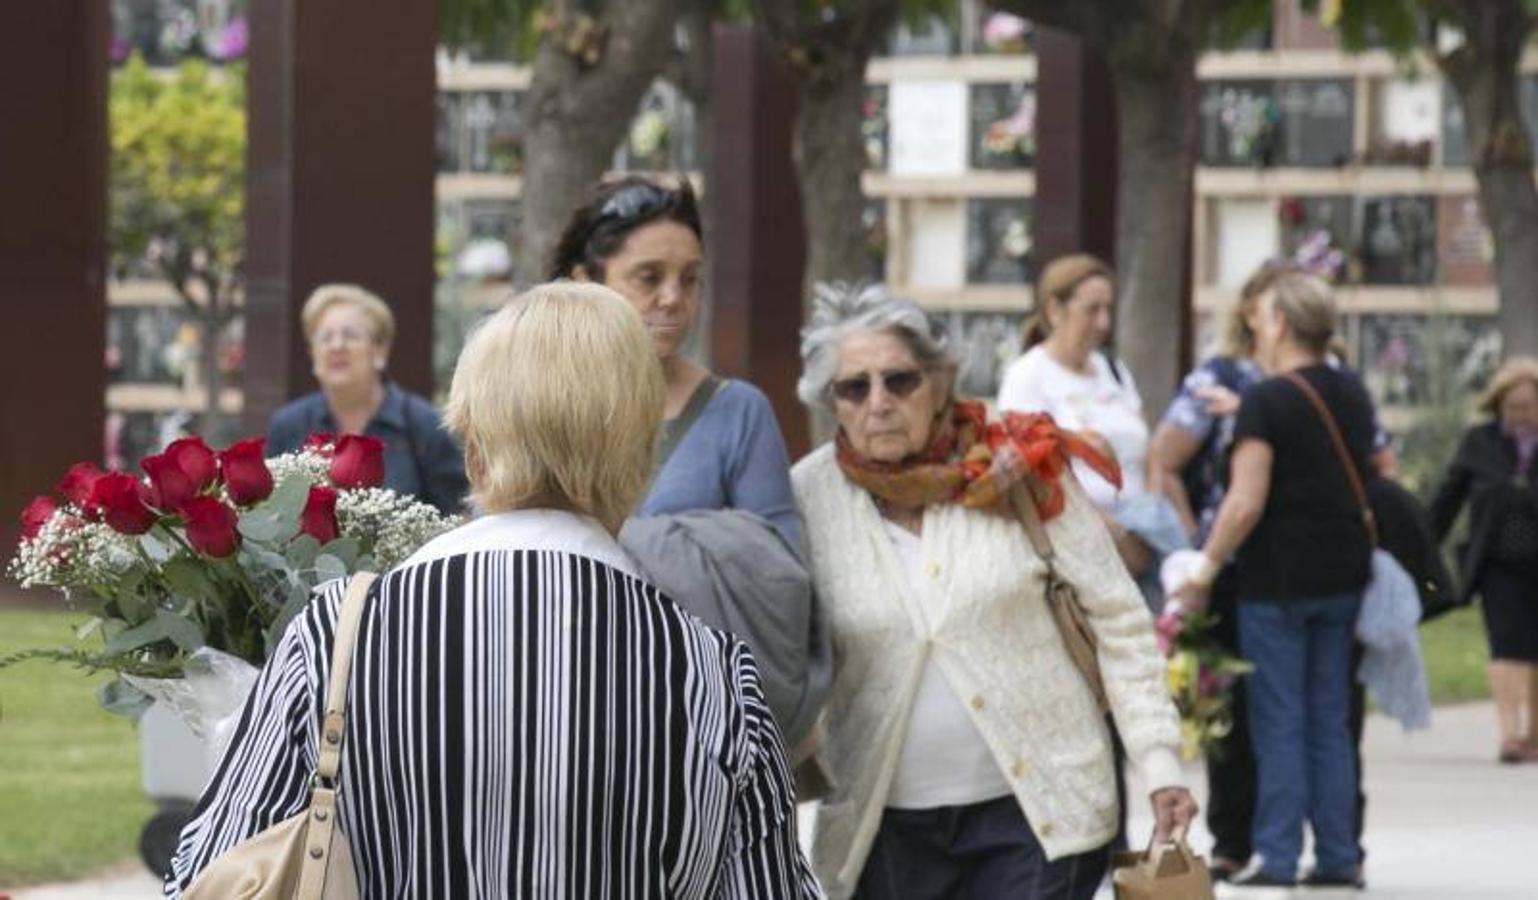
[791,284,1195,900]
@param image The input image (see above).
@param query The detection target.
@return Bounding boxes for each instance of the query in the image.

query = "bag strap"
[1281,371,1379,547]
[316,572,377,787]
[294,572,376,900]
[1010,480,1057,568]
[647,374,723,491]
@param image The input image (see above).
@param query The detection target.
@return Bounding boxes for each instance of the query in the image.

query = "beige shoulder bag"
[183,571,377,900]
[1008,483,1110,712]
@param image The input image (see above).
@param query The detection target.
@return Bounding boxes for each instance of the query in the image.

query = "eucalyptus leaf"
[284,535,321,570]
[97,677,154,721]
[319,537,361,569]
[103,611,202,656]
[238,512,286,543]
[261,475,311,524]
[162,556,216,602]
[314,553,348,583]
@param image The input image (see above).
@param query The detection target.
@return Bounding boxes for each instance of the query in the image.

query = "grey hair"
[797,281,953,409]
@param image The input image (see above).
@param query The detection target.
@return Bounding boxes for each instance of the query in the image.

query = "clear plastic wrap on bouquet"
[125,647,261,762]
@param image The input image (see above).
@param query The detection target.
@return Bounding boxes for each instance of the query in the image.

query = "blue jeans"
[1239,593,1363,879]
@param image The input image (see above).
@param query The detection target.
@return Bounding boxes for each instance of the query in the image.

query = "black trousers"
[1205,567,1369,865]
[855,795,1109,900]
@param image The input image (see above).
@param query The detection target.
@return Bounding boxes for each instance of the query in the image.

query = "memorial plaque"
[890,80,969,176]
[1436,194,1494,287]
[1355,195,1436,286]
[1201,79,1353,167]
[967,198,1032,285]
[863,85,888,171]
[1358,313,1499,406]
[463,90,521,175]
[970,81,1035,170]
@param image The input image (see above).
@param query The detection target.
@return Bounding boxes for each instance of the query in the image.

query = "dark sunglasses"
[830,368,926,405]
[591,182,674,231]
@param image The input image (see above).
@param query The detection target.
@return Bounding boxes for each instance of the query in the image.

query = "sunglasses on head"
[830,368,926,405]
[591,182,674,231]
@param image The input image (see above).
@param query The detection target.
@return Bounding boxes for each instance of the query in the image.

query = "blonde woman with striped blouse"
[165,282,821,899]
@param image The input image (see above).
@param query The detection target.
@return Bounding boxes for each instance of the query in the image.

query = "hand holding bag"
[1111,829,1215,900]
[182,572,377,900]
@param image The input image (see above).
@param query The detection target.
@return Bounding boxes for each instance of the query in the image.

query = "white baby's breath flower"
[335,488,458,570]
[265,449,332,488]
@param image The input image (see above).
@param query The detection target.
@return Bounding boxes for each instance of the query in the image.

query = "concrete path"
[9,702,1534,899]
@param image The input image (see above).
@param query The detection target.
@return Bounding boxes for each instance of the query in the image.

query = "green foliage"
[110,55,245,296]
[1318,0,1422,54]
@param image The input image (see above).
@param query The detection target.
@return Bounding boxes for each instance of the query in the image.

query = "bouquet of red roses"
[5,433,458,719]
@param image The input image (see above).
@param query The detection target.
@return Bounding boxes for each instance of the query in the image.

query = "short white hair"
[796,282,953,409]
[443,281,664,531]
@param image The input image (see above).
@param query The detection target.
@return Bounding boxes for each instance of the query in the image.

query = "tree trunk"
[1108,49,1198,419]
[1439,1,1538,358]
[516,1,679,284]
[795,56,873,286]
[757,0,900,287]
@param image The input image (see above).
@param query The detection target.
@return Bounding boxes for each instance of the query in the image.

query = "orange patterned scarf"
[834,400,1121,522]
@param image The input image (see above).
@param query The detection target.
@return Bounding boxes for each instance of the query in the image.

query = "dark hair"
[547,176,704,281]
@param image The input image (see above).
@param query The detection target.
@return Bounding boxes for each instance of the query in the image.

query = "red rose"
[88,473,158,535]
[218,438,274,506]
[181,496,241,558]
[141,453,199,512]
[329,435,385,489]
[299,486,339,544]
[20,496,58,541]
[165,437,218,492]
[302,432,337,454]
[56,463,105,509]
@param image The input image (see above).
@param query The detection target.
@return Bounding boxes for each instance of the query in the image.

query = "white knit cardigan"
[793,444,1183,898]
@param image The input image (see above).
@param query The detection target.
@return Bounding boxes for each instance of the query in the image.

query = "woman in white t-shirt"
[998,254,1187,600]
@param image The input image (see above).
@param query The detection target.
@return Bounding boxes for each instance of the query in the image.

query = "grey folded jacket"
[619,509,831,748]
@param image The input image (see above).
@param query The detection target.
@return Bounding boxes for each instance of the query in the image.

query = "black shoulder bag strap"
[1282,370,1379,547]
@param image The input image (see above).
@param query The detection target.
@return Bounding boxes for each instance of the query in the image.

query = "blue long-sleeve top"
[639,379,804,552]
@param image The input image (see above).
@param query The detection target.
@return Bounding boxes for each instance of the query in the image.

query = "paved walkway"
[9,702,1534,899]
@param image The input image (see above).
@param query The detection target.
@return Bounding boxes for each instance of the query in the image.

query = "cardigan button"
[314,809,328,822]
[969,694,985,711]
[1040,823,1054,837]
[309,846,324,859]
[925,561,941,580]
[1011,760,1027,779]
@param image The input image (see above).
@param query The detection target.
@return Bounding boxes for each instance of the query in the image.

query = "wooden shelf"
[1198,47,1538,80]
[864,170,1033,198]
[436,172,523,201]
[868,54,1034,84]
[107,384,242,415]
[1194,285,1496,315]
[437,61,530,92]
[1197,166,1482,196]
[900,284,1030,313]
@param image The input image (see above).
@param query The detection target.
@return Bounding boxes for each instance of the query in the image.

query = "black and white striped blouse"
[165,509,821,899]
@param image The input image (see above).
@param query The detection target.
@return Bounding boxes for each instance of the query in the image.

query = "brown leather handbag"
[182,572,377,900]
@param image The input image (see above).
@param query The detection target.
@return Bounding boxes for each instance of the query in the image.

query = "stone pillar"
[243,0,438,436]
[708,25,811,458]
[0,3,109,558]
[1032,27,1118,270]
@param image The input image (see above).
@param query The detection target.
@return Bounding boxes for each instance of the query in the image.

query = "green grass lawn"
[0,608,151,888]
[1419,605,1492,705]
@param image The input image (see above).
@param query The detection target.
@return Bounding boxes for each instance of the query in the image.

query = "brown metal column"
[708,25,810,458]
[0,3,109,557]
[243,0,437,435]
[1032,28,1118,270]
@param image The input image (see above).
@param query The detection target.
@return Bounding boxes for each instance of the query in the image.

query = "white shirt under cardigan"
[997,346,1149,511]
[881,520,1014,809]
[793,445,1183,899]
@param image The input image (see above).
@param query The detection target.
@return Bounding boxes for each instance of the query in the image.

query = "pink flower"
[1154,611,1185,656]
